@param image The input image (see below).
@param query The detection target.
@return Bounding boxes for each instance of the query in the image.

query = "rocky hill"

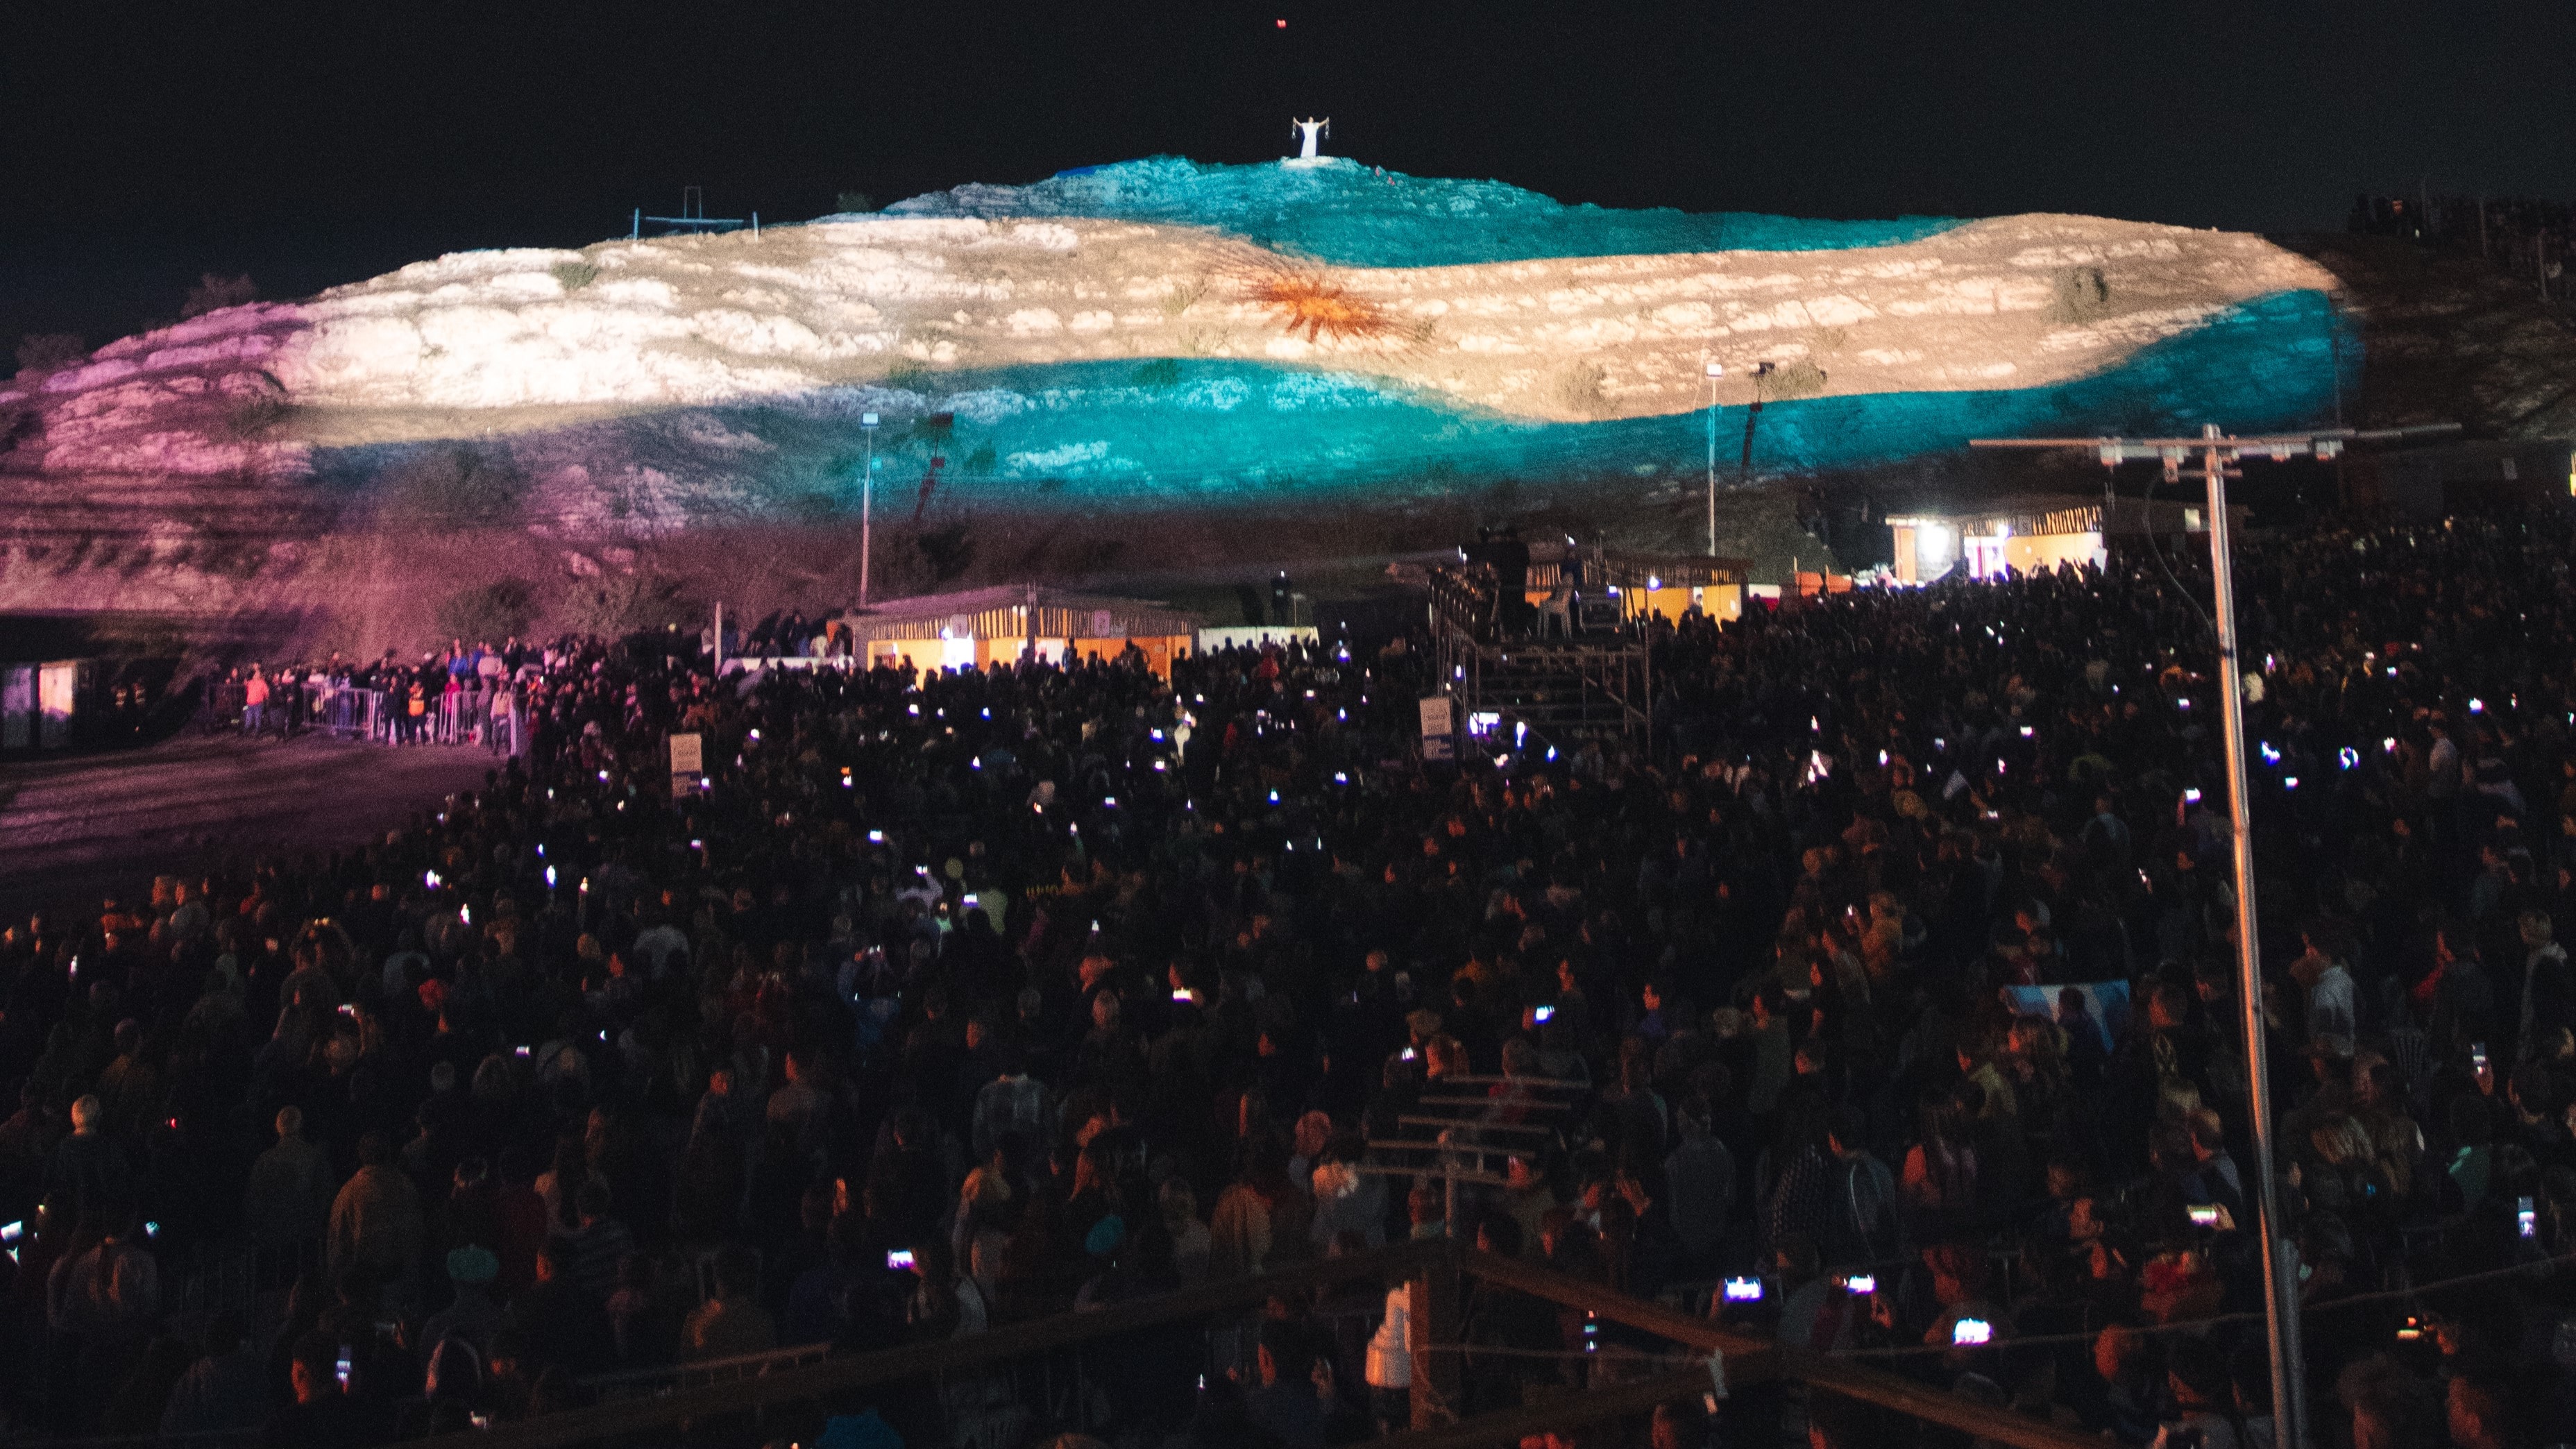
[0,157,2349,654]
[2279,233,2576,439]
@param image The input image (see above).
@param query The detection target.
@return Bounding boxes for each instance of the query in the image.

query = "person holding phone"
[266,1331,379,1448]
[899,1240,963,1342]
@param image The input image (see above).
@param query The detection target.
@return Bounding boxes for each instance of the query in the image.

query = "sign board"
[2001,981,2131,1054]
[1418,695,1456,762]
[37,663,78,750]
[670,731,704,797]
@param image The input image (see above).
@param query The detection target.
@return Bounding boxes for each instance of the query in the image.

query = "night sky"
[5,0,2570,352]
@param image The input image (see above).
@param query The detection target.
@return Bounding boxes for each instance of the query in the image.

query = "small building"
[1196,625,1321,652]
[2363,439,2574,518]
[1545,545,1752,625]
[1883,494,2244,584]
[1393,543,1750,629]
[832,585,1203,676]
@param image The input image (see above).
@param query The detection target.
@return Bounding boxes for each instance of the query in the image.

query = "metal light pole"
[1972,420,2455,1449]
[859,412,880,606]
[1739,361,1775,486]
[2325,291,2349,511]
[2192,434,2304,1449]
[1704,361,1725,557]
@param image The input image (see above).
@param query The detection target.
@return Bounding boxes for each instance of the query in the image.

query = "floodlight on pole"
[860,412,880,607]
[1704,361,1725,559]
[1970,419,2456,1449]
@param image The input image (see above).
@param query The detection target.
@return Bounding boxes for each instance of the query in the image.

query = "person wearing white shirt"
[2427,721,2461,802]
[2294,929,2358,1046]
[1364,1282,1414,1432]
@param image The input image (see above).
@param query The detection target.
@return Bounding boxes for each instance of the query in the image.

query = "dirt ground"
[0,732,500,919]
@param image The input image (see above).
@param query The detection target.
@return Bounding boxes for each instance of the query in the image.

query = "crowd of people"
[202,638,544,749]
[2348,193,2568,300]
[3,507,2575,1449]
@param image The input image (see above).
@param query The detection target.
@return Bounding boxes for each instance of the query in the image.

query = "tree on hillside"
[435,577,539,641]
[180,273,258,319]
[14,333,86,375]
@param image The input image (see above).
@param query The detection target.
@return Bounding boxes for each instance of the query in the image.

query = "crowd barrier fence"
[196,681,525,753]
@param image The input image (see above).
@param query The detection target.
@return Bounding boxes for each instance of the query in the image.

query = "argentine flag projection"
[27,158,2350,519]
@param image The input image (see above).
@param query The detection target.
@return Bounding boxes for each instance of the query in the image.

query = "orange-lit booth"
[838,586,1201,677]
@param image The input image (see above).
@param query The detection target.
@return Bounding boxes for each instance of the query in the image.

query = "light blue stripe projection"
[878,156,1963,268]
[777,289,2350,507]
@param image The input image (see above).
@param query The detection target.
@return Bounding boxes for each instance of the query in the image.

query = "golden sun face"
[1250,270,1389,346]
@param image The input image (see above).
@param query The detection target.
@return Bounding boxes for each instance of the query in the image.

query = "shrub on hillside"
[15,333,87,376]
[1766,359,1829,399]
[181,273,257,320]
[2047,268,2113,324]
[916,520,975,583]
[564,570,695,638]
[435,577,538,641]
[551,261,600,292]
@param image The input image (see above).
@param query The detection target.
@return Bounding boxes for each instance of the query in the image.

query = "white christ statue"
[1290,117,1330,164]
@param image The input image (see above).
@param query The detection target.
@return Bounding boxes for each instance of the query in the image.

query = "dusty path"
[0,733,498,917]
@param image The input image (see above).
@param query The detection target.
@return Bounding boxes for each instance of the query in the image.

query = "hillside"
[0,158,2348,655]
[2278,233,2576,438]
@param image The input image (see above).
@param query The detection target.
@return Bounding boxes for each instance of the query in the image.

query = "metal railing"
[1427,564,1654,749]
[198,681,525,752]
[579,1339,836,1403]
[24,1237,2106,1449]
[2,1426,263,1449]
[314,686,384,740]
[414,1242,1450,1449]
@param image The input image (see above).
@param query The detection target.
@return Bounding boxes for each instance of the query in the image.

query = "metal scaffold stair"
[1417,542,1743,754]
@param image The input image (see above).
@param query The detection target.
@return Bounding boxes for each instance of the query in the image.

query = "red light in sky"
[1276,17,1287,26]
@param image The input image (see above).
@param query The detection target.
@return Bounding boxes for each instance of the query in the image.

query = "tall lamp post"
[1704,360,1725,557]
[1970,420,2455,1449]
[1739,361,1776,486]
[859,412,880,607]
[2325,290,2349,511]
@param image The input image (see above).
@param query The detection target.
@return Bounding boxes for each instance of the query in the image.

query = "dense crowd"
[201,638,554,748]
[3,509,2575,1449]
[205,623,856,747]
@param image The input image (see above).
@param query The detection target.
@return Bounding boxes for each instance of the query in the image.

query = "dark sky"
[6,0,2571,351]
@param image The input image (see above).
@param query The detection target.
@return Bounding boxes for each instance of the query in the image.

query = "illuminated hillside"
[0,158,2349,646]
